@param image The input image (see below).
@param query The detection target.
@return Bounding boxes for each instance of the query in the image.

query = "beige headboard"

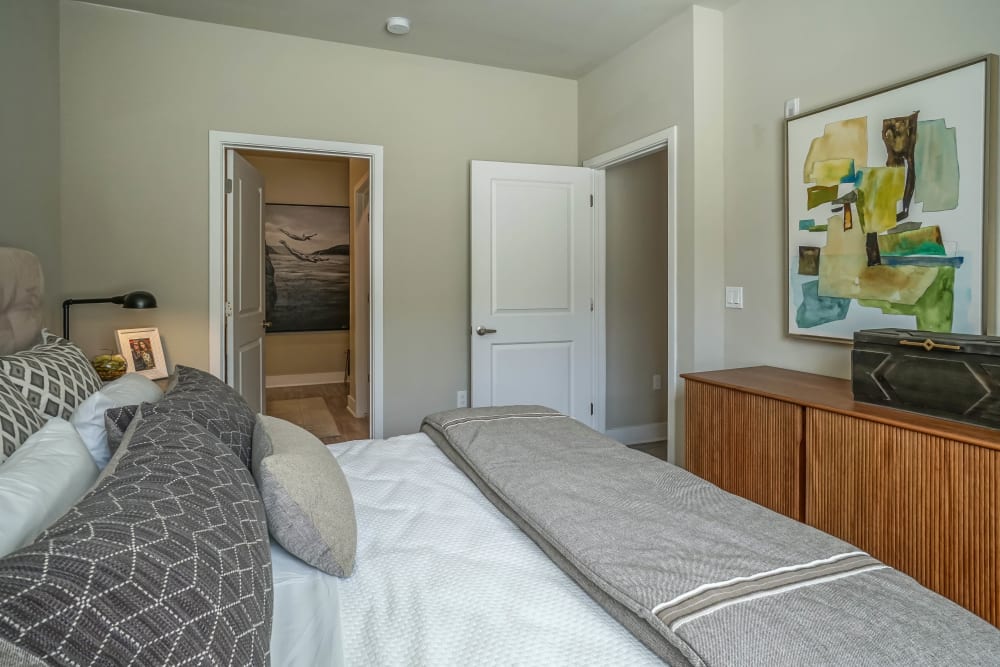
[0,247,44,355]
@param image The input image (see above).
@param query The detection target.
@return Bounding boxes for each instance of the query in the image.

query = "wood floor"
[628,440,670,462]
[265,383,370,445]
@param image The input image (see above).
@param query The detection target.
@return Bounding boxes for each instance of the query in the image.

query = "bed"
[2,246,999,666]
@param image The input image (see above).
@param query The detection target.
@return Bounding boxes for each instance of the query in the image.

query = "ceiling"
[76,0,739,78]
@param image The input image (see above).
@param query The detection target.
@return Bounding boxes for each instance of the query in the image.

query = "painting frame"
[264,203,351,333]
[115,327,168,380]
[784,55,998,343]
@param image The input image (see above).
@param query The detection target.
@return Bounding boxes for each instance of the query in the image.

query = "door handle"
[476,326,497,336]
[263,320,272,330]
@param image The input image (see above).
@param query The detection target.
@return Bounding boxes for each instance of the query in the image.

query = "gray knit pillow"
[252,415,356,577]
[0,375,44,462]
[0,329,102,421]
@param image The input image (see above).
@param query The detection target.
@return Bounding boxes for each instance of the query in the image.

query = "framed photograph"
[785,55,996,342]
[115,327,167,379]
[264,204,350,333]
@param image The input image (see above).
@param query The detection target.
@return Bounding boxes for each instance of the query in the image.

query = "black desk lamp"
[61,291,158,340]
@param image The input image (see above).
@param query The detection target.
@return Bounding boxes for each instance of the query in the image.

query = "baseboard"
[345,395,369,418]
[605,422,668,446]
[265,371,345,388]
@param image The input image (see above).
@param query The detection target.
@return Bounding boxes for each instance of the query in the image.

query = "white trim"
[605,422,669,446]
[583,128,676,169]
[208,131,384,438]
[265,371,345,388]
[585,126,679,464]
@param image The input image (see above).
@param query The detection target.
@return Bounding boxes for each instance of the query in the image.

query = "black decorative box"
[852,328,1000,429]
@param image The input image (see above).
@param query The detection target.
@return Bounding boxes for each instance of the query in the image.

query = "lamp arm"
[61,296,122,340]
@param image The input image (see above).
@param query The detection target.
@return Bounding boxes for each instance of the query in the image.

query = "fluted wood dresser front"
[682,365,1000,626]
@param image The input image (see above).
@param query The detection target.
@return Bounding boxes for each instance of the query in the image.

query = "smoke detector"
[386,17,411,35]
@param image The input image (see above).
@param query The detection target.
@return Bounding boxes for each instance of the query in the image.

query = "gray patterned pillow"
[0,411,273,664]
[0,329,102,421]
[141,365,255,467]
[0,375,44,462]
[103,404,139,453]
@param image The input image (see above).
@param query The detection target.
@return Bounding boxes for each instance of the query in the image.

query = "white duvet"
[330,433,661,667]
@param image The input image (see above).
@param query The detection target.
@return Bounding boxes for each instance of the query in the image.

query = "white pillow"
[70,373,164,468]
[0,418,99,558]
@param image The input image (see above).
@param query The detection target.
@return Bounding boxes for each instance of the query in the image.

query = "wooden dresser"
[683,365,1000,626]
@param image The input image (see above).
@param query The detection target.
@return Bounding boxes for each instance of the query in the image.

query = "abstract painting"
[786,56,995,341]
[264,204,350,332]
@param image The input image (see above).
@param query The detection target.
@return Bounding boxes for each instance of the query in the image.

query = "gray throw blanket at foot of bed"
[421,406,1000,666]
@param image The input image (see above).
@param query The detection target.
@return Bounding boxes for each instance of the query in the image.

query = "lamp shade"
[120,291,157,309]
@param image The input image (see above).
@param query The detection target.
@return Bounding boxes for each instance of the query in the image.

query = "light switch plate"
[725,286,744,309]
[457,390,468,408]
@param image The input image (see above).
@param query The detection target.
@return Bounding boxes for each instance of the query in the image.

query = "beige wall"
[722,0,1000,379]
[1,0,61,328]
[59,1,578,436]
[605,150,669,430]
[243,153,350,378]
[578,6,725,463]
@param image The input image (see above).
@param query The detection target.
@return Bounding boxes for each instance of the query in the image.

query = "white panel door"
[351,178,371,418]
[226,150,266,414]
[471,161,594,424]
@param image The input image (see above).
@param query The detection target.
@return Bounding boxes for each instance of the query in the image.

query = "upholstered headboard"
[0,248,44,355]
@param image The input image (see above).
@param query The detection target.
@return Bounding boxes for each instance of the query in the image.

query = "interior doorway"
[602,149,669,459]
[208,132,384,439]
[236,150,369,443]
[586,127,679,463]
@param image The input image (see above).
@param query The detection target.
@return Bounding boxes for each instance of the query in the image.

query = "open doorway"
[237,150,369,443]
[208,132,384,440]
[603,149,669,460]
[585,127,679,463]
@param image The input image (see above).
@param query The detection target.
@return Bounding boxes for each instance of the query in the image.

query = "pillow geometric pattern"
[0,375,44,462]
[141,365,255,468]
[0,411,273,664]
[0,330,102,421]
[103,404,139,454]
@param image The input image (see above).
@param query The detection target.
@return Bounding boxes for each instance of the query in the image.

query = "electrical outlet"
[652,374,662,391]
[456,390,468,408]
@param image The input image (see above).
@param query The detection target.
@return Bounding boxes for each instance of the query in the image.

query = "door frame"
[584,127,679,463]
[208,131,385,438]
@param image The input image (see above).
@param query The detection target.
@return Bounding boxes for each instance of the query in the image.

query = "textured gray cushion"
[142,365,255,467]
[0,330,102,421]
[0,374,44,462]
[0,410,273,664]
[0,637,45,667]
[103,403,139,453]
[253,415,356,577]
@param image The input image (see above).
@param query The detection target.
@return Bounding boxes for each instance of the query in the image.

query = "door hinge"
[590,403,594,415]
[590,298,594,312]
[589,194,594,207]
[225,301,233,317]
[226,178,233,194]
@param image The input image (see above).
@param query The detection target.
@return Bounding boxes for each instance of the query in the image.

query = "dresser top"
[682,366,1000,451]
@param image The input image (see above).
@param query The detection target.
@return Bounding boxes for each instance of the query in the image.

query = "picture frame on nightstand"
[115,327,168,380]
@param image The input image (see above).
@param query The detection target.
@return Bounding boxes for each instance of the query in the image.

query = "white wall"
[723,0,1000,378]
[605,150,669,431]
[59,1,578,436]
[579,6,725,464]
[0,0,61,328]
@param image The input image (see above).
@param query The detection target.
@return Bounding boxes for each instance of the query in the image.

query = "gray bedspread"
[422,405,1000,666]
